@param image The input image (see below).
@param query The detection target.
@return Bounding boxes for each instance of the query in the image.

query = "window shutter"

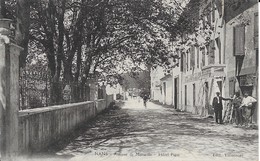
[234,25,245,56]
[254,13,258,36]
[207,13,211,24]
[206,3,211,24]
[202,48,205,66]
[212,5,215,22]
[180,54,183,72]
[190,46,195,69]
[216,38,221,64]
[187,52,189,71]
[254,13,258,49]
[208,40,215,64]
[197,47,199,68]
[185,85,187,105]
[181,53,186,72]
[215,0,222,17]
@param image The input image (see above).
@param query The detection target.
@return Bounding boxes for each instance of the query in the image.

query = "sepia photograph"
[0,0,258,161]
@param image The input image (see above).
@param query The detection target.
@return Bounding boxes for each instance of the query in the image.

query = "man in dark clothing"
[143,95,149,107]
[212,92,231,124]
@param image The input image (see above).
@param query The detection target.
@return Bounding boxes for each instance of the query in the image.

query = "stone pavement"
[37,100,259,161]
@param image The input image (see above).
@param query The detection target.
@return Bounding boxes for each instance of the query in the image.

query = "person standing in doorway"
[240,92,257,127]
[212,92,231,124]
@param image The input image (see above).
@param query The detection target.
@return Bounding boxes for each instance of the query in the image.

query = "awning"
[238,74,256,86]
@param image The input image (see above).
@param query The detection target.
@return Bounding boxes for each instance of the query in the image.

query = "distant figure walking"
[212,92,231,124]
[143,95,149,107]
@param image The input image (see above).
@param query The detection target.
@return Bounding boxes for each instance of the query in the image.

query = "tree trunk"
[75,46,82,82]
[16,0,31,68]
[0,0,6,18]
[45,44,63,105]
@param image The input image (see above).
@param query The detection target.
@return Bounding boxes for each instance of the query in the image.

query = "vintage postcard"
[0,0,258,161]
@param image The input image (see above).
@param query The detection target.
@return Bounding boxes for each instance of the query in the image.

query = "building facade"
[151,65,174,105]
[150,0,258,123]
[171,59,182,109]
[160,74,173,105]
[150,66,165,102]
[178,0,226,116]
[224,0,258,122]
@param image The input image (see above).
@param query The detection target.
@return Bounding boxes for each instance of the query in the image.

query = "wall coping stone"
[18,100,101,117]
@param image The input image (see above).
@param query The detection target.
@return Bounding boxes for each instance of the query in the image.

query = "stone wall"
[18,96,114,154]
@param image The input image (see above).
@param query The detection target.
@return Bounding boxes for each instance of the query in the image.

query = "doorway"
[217,81,223,95]
[163,82,166,104]
[174,77,179,109]
[204,82,209,108]
[193,83,196,106]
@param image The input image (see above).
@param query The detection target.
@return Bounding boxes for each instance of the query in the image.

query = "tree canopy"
[2,0,188,79]
[1,0,193,103]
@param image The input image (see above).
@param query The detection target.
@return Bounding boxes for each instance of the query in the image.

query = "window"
[203,17,206,29]
[181,53,186,72]
[212,4,215,22]
[254,13,258,36]
[202,48,205,66]
[215,0,222,17]
[190,46,195,70]
[217,81,223,95]
[234,25,245,56]
[254,13,258,49]
[205,82,209,107]
[185,85,187,106]
[187,52,189,71]
[180,54,184,72]
[206,5,211,25]
[193,83,196,106]
[163,82,166,97]
[208,40,215,64]
[178,51,181,65]
[206,45,210,65]
[207,13,211,24]
[197,47,200,68]
[216,38,221,64]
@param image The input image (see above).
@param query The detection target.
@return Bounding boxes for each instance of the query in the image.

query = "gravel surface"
[38,99,258,161]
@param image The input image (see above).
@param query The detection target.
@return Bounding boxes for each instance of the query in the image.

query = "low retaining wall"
[18,95,114,154]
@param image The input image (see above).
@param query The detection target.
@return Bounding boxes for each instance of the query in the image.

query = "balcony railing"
[201,64,226,78]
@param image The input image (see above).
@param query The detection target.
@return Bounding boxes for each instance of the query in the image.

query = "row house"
[151,66,173,105]
[150,52,181,107]
[150,66,164,102]
[177,0,226,116]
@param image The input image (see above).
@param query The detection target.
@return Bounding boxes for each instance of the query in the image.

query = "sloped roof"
[224,0,257,22]
[160,74,172,81]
